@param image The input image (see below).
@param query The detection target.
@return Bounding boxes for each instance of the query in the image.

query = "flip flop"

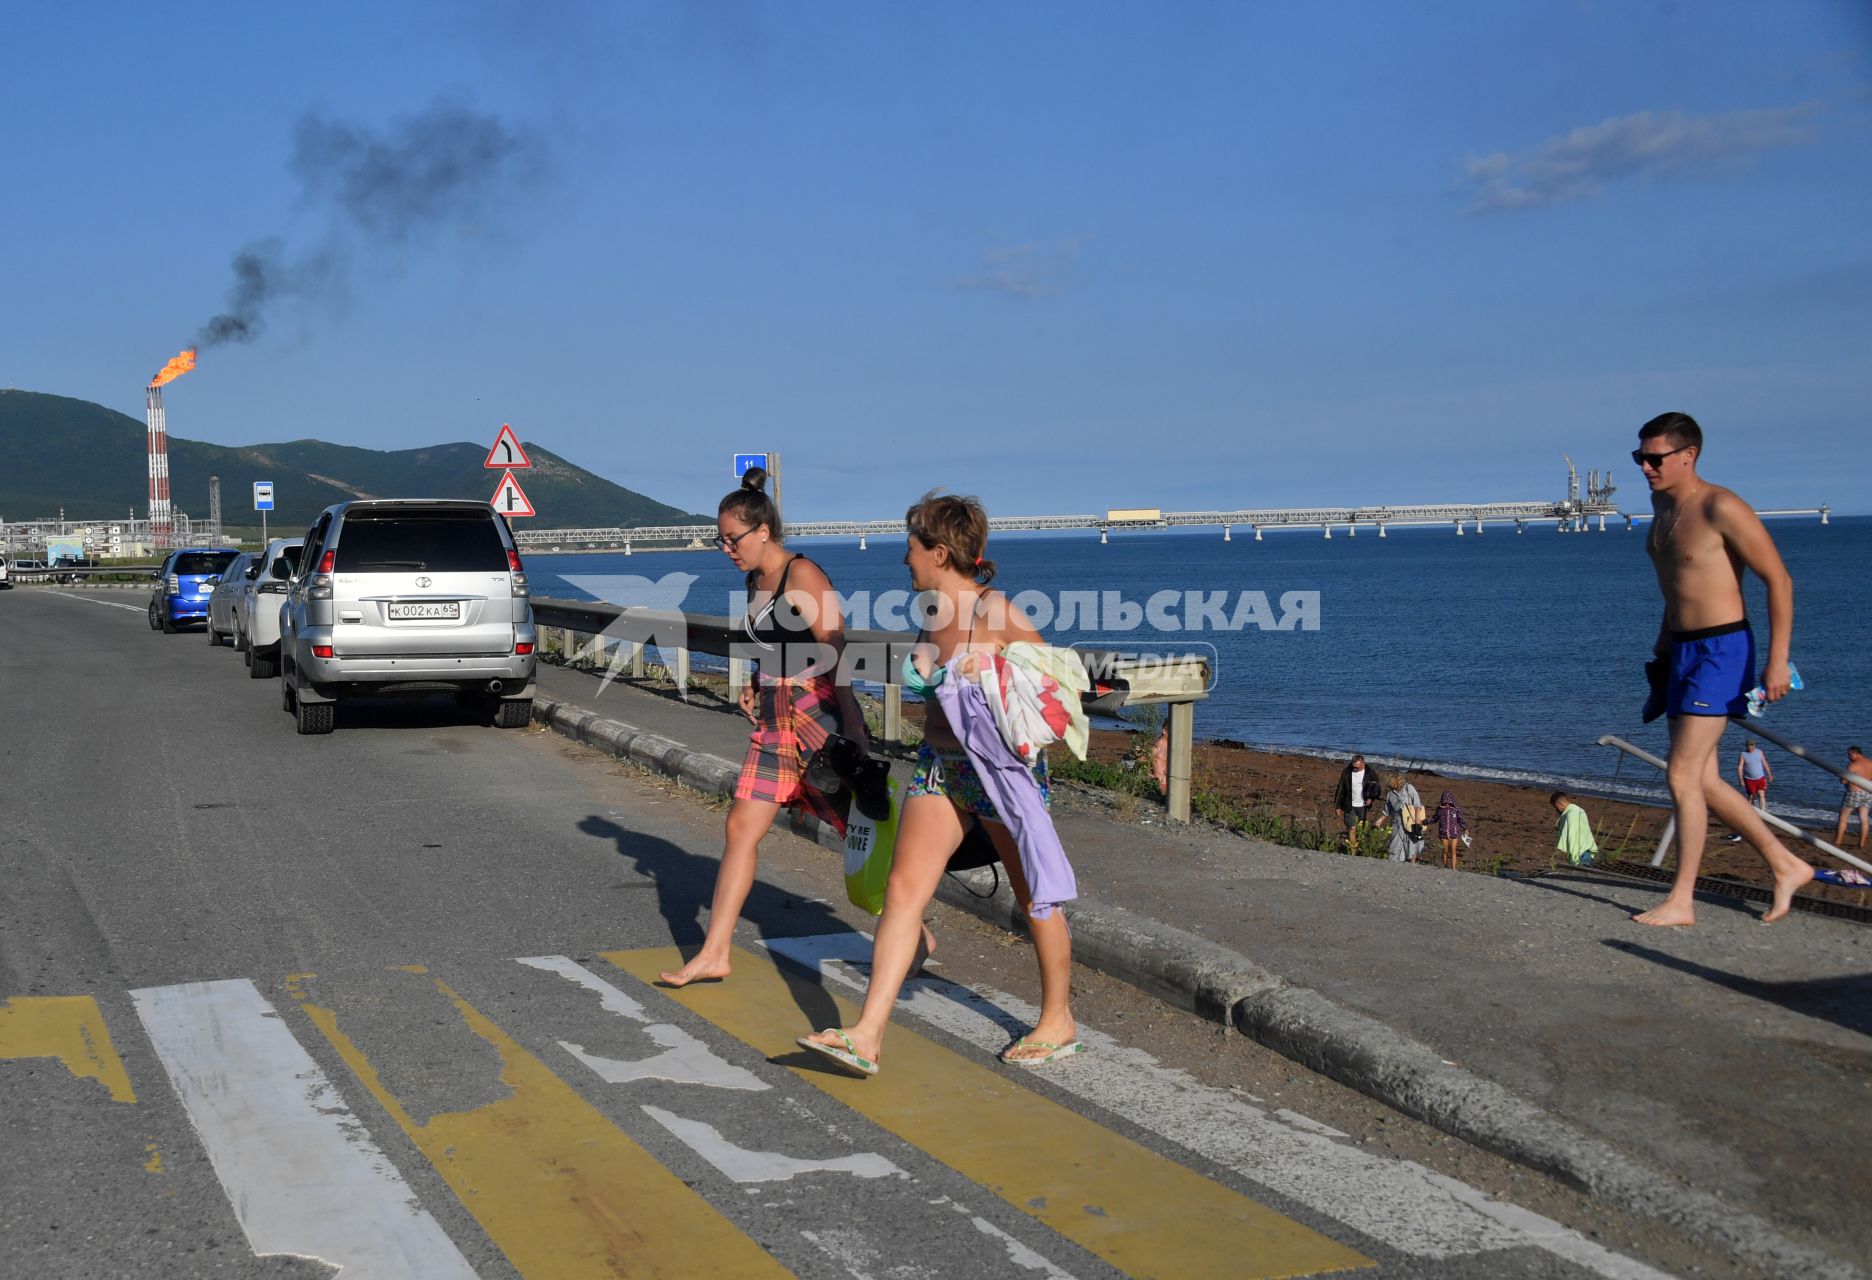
[796,1028,879,1077]
[999,1038,1086,1067]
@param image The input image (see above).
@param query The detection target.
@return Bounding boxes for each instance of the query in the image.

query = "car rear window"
[175,552,237,575]
[333,510,509,573]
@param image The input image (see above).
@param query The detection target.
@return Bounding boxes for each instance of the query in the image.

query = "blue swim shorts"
[1666,621,1754,718]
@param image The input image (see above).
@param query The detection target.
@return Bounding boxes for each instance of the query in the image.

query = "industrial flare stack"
[144,385,173,548]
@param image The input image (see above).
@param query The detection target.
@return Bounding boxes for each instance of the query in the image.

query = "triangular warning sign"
[490,471,536,518]
[484,423,532,469]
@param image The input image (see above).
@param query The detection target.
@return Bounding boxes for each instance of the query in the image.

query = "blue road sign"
[733,453,768,478]
[253,481,275,511]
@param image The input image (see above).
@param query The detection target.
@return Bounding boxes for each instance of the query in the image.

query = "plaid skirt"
[734,673,848,836]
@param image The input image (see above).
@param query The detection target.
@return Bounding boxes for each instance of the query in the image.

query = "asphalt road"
[0,586,1705,1279]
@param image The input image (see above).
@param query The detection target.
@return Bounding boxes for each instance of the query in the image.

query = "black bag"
[803,734,891,821]
[948,817,1001,871]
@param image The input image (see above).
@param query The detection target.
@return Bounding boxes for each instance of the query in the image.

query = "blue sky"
[4,1,1868,519]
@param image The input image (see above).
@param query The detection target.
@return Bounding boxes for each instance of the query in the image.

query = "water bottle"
[1745,662,1803,718]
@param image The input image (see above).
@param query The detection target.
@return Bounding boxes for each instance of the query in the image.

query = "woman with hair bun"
[800,491,1082,1074]
[659,467,869,987]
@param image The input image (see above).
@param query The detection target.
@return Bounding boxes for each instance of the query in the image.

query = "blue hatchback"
[148,547,240,633]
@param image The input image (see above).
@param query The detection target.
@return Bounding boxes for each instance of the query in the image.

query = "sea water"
[532,515,1870,824]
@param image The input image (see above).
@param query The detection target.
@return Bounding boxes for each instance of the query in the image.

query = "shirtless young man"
[1631,412,1814,927]
[1835,746,1872,851]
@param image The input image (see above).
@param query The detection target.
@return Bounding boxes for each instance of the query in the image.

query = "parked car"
[0,556,10,588]
[11,558,49,581]
[205,552,255,647]
[147,547,240,633]
[236,537,303,679]
[278,500,536,735]
[51,556,101,583]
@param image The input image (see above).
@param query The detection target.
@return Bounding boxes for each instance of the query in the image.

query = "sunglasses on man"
[1631,444,1693,469]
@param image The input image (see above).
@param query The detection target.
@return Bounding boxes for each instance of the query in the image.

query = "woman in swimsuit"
[660,468,868,987]
[801,492,1079,1072]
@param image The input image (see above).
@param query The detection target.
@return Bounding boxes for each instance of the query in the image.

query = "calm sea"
[532,515,1870,824]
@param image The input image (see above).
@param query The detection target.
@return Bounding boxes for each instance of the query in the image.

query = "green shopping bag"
[842,774,899,915]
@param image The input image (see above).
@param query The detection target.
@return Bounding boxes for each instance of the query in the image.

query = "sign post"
[732,451,780,524]
[254,481,274,544]
[485,424,535,523]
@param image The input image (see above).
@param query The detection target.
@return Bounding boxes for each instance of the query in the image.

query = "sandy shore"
[1077,726,1870,907]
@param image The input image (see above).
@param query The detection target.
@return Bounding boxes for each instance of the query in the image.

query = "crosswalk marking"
[641,1105,907,1182]
[128,979,477,1280]
[765,932,1676,1280]
[520,954,770,1090]
[288,969,792,1280]
[605,945,1375,1280]
[0,995,136,1103]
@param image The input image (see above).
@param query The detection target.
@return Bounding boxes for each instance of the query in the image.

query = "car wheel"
[148,604,161,631]
[207,619,223,646]
[295,696,335,735]
[235,625,248,654]
[281,663,296,714]
[250,647,277,680]
[494,698,534,729]
[160,608,177,634]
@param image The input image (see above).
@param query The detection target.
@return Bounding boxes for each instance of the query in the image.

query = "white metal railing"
[1595,733,1872,878]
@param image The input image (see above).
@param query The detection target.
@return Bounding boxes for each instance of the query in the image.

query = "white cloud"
[1463,104,1819,213]
[953,236,1089,300]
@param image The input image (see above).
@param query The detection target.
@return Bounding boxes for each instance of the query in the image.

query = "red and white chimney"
[145,386,173,548]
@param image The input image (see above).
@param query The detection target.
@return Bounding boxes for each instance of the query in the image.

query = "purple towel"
[937,666,1078,918]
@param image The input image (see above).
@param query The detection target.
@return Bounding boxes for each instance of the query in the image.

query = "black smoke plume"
[194,100,546,350]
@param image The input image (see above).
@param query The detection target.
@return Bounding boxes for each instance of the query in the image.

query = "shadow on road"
[1603,939,1872,1039]
[1522,872,1762,921]
[576,814,846,1034]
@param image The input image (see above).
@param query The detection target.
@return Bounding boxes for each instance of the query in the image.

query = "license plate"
[387,601,460,620]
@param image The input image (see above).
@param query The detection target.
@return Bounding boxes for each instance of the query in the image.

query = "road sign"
[485,424,531,469]
[253,482,275,511]
[491,471,536,518]
[733,453,767,478]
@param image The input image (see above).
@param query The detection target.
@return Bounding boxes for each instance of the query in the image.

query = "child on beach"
[1434,790,1468,869]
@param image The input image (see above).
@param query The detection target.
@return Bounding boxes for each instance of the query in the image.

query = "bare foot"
[1632,899,1696,928]
[1002,1019,1078,1062]
[908,924,937,980]
[658,954,731,987]
[1761,861,1815,924]
[802,1026,881,1063]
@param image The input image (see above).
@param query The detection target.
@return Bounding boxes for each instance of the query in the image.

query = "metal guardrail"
[1596,733,1872,878]
[530,596,1211,822]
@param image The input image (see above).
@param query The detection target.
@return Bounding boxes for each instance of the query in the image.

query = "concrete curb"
[532,692,1860,1280]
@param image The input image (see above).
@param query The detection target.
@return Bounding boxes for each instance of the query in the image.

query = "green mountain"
[0,390,704,529]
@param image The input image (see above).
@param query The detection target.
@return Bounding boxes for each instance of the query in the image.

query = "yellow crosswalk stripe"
[0,995,136,1103]
[605,946,1374,1280]
[287,971,790,1280]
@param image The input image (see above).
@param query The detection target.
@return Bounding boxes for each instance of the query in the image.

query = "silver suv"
[279,500,537,735]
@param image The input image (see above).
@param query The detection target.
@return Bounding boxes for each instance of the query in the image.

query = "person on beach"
[799,493,1080,1074]
[1381,772,1425,862]
[1630,412,1813,927]
[1734,738,1772,814]
[1334,754,1381,853]
[1835,746,1872,852]
[1434,789,1468,869]
[659,469,870,987]
[1551,792,1598,867]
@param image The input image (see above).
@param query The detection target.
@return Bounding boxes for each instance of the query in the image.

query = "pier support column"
[1253,526,1262,541]
[1626,515,1636,531]
[1516,520,1525,535]
[1474,518,1483,535]
[1347,523,1356,538]
[1377,523,1387,538]
[1821,506,1831,525]
[623,541,632,556]
[1223,525,1231,542]
[1323,525,1332,540]
[1099,526,1108,544]
[1455,520,1464,537]
[858,534,868,550]
[1165,700,1194,824]
[1598,514,1606,532]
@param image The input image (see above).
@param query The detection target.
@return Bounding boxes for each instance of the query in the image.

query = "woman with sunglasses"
[799,492,1080,1074]
[659,468,869,987]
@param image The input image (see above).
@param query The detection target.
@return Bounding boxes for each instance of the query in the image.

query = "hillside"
[0,390,704,529]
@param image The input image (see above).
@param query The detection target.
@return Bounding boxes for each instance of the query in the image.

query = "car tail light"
[310,548,336,600]
[312,644,334,659]
[515,641,535,655]
[507,549,523,572]
[507,548,529,598]
[167,574,180,594]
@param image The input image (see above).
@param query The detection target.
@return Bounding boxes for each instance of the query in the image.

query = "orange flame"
[149,348,197,389]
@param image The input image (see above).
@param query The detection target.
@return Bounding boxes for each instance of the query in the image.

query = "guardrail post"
[883,683,902,743]
[728,657,750,698]
[629,642,645,678]
[674,646,690,689]
[1166,700,1194,823]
